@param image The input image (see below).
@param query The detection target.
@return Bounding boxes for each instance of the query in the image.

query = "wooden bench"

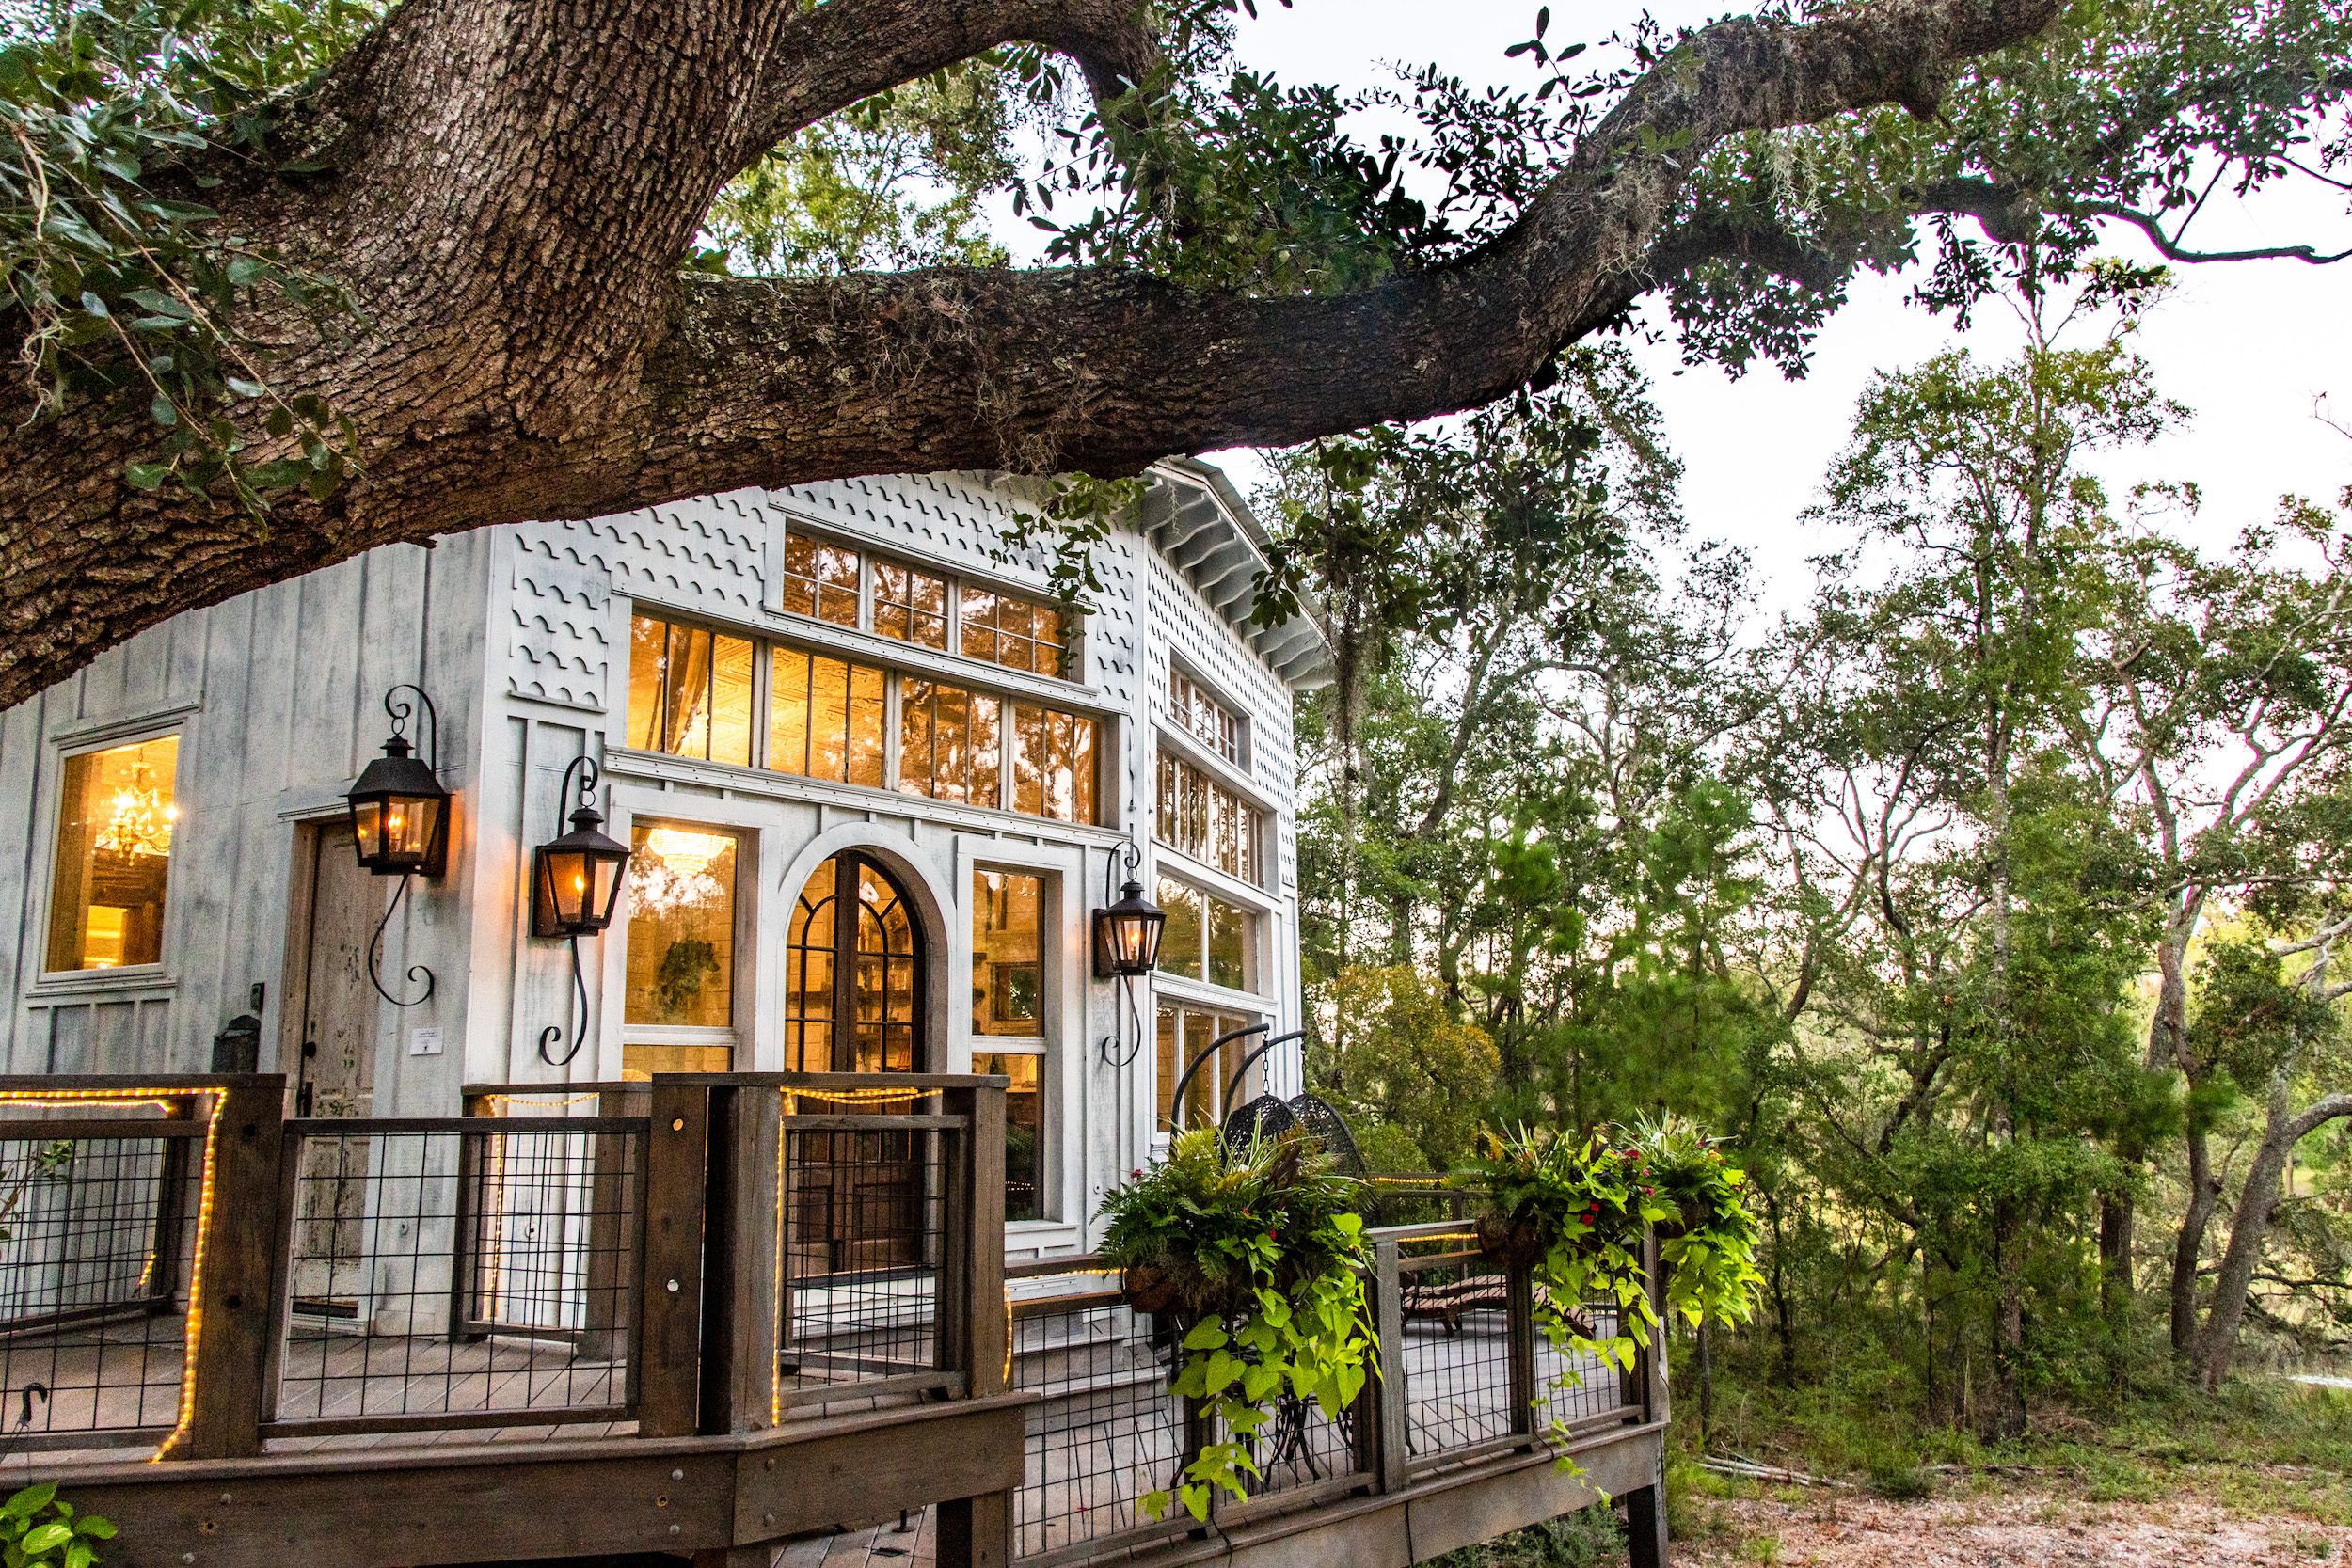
[1400,1275,1595,1338]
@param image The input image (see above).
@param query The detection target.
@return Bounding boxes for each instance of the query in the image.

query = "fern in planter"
[1457,1117,1762,1462]
[1097,1130,1375,1522]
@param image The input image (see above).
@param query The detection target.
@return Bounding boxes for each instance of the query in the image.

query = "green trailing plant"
[0,1482,113,1568]
[1457,1118,1762,1458]
[1096,1128,1376,1523]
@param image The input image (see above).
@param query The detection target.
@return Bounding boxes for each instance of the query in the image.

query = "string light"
[483,1091,604,1112]
[152,1088,229,1461]
[781,1086,933,1109]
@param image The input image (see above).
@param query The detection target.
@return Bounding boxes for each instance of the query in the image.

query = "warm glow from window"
[48,735,179,973]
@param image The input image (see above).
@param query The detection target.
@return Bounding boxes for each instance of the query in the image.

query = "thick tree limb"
[0,0,2063,708]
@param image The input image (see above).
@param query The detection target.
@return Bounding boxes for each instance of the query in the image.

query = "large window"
[973,868,1046,1222]
[1155,753,1259,884]
[46,735,179,972]
[628,612,755,766]
[627,610,1100,826]
[769,648,885,786]
[1155,1004,1257,1132]
[621,822,739,1078]
[1170,669,1242,764]
[777,528,1078,681]
[1155,875,1257,992]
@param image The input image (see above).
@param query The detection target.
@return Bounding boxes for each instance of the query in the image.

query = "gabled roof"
[1143,457,1335,690]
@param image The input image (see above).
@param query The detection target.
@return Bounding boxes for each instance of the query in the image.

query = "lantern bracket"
[537,934,591,1068]
[384,684,439,773]
[364,872,436,1008]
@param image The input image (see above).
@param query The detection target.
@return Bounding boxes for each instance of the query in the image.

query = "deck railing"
[1003,1219,1655,1567]
[0,1072,1008,1464]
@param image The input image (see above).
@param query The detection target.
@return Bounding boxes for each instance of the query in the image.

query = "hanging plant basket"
[1471,1207,1551,1270]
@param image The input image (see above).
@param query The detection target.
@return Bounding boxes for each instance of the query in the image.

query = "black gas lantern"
[1093,840,1164,1067]
[531,756,630,938]
[348,685,450,879]
[531,756,630,1069]
[1092,869,1166,978]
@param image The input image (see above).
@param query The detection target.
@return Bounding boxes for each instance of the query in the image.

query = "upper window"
[777,529,1078,682]
[961,589,1070,679]
[1170,669,1242,765]
[1155,753,1259,885]
[873,561,949,651]
[1155,874,1259,993]
[628,612,755,766]
[46,735,180,972]
[973,869,1044,1042]
[622,823,739,1081]
[781,533,862,626]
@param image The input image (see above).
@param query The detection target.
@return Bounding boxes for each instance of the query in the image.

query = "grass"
[1677,1350,2352,1526]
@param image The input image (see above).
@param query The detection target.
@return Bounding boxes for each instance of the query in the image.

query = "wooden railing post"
[1505,1258,1539,1440]
[697,1084,781,1435]
[1367,1237,1410,1493]
[1641,1225,1671,1427]
[939,1084,1007,1398]
[636,1079,711,1438]
[173,1077,288,1460]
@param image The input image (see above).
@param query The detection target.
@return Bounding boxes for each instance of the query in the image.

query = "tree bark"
[2170,1093,2220,1358]
[2193,1089,2352,1389]
[0,0,2064,707]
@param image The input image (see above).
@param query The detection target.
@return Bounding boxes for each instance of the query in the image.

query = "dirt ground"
[1679,1486,2352,1566]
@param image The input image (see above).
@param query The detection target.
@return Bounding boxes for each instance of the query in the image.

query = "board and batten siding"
[0,532,499,1082]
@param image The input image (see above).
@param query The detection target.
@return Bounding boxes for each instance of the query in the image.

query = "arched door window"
[785,851,925,1072]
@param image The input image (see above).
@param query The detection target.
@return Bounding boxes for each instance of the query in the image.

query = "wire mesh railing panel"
[1534,1301,1637,1428]
[0,1121,199,1448]
[1009,1284,1187,1561]
[272,1120,640,1433]
[1396,1252,1517,1463]
[780,1125,948,1398]
[1238,1388,1360,1502]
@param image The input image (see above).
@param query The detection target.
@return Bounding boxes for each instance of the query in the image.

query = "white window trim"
[1166,661,1248,771]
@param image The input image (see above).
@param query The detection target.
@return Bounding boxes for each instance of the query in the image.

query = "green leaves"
[0,1482,112,1568]
[3,0,375,515]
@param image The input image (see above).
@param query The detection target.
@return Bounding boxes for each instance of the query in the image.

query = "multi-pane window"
[780,533,862,626]
[628,612,755,766]
[1155,753,1259,884]
[621,822,739,1078]
[973,868,1046,1222]
[769,648,885,787]
[1170,669,1242,764]
[1155,875,1257,992]
[961,588,1070,678]
[628,609,1099,825]
[778,529,1079,680]
[1011,704,1096,824]
[873,561,949,650]
[46,735,179,972]
[899,680,1003,808]
[1155,1003,1256,1132]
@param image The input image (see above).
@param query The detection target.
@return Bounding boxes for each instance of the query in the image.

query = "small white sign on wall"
[407,1026,445,1057]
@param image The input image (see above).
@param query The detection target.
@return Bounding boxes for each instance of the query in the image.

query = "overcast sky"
[1184,1,2352,609]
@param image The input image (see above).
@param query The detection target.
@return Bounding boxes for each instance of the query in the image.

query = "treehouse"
[0,467,1669,1568]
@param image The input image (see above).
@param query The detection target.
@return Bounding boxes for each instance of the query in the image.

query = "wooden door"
[284,822,380,1309]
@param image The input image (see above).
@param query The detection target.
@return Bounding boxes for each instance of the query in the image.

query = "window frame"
[40,725,187,982]
[969,863,1055,1225]
[1150,870,1268,1001]
[1168,664,1247,768]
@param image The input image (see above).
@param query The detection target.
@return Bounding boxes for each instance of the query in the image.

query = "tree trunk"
[2169,1102,2218,1358]
[2098,1181,2136,1324]
[1990,1204,2028,1440]
[2194,1089,2352,1389]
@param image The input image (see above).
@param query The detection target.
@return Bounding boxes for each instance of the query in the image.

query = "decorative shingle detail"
[505,536,611,711]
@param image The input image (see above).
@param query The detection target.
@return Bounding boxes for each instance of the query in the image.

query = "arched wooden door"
[782,851,928,1280]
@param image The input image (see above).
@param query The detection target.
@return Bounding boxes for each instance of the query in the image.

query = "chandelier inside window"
[630,826,728,913]
[96,767,176,859]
